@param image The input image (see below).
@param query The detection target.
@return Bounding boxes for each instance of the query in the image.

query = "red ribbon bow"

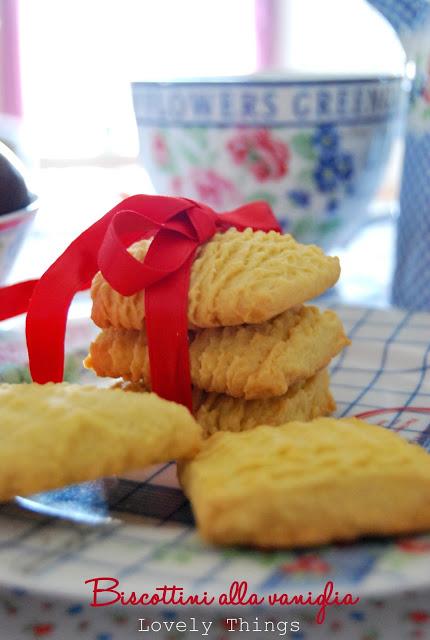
[0,195,281,411]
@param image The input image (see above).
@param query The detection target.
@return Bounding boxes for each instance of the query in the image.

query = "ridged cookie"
[190,306,349,398]
[179,417,430,548]
[84,306,349,399]
[0,383,202,501]
[91,228,340,329]
[114,369,334,436]
[193,369,335,436]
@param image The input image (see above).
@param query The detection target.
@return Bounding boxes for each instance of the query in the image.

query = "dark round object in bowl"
[0,145,31,216]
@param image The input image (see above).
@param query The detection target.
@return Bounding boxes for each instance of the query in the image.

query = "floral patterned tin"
[132,76,405,247]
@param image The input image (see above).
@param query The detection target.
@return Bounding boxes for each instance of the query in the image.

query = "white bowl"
[132,74,406,247]
[0,196,38,283]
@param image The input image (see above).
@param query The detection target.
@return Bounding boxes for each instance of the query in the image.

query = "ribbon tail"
[145,253,194,413]
[25,213,122,383]
[26,277,79,383]
[0,280,38,321]
[26,267,100,383]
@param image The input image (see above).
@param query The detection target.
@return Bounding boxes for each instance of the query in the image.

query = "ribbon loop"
[187,204,218,244]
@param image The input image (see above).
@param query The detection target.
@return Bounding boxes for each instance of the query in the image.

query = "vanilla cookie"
[193,369,335,436]
[91,228,340,329]
[113,369,334,436]
[85,306,348,399]
[0,383,202,501]
[190,306,349,398]
[179,417,430,548]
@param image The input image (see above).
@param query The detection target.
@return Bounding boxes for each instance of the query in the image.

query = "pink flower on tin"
[152,133,170,167]
[170,176,184,194]
[227,129,289,181]
[190,168,240,208]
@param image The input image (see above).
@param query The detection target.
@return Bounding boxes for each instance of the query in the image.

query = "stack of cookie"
[85,228,350,435]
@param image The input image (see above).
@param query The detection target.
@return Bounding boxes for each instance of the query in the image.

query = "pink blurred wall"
[0,0,22,117]
[255,0,279,70]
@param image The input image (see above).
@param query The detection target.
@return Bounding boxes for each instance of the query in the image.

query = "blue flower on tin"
[312,123,339,154]
[288,189,310,207]
[335,152,354,181]
[346,181,356,195]
[326,198,339,212]
[313,157,338,193]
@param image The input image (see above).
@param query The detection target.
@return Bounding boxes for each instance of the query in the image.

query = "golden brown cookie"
[0,383,202,501]
[113,369,334,436]
[84,306,349,400]
[179,417,430,548]
[190,306,349,398]
[194,369,335,436]
[91,228,340,329]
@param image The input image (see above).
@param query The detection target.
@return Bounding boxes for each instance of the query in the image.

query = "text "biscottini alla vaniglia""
[138,617,300,636]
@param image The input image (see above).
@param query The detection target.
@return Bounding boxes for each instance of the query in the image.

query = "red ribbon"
[0,195,281,412]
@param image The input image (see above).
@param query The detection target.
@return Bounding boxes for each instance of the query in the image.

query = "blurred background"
[0,0,417,308]
[14,0,404,162]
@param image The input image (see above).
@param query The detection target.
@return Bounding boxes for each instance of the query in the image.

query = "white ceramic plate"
[0,306,429,602]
